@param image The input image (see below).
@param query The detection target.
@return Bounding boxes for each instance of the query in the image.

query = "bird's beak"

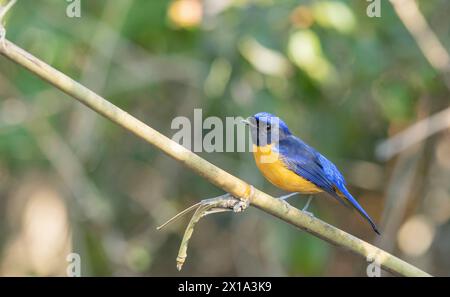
[241,117,255,127]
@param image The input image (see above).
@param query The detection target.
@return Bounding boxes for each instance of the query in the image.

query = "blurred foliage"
[0,0,449,276]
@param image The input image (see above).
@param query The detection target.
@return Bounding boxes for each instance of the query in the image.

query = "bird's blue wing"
[276,135,380,234]
[276,136,346,198]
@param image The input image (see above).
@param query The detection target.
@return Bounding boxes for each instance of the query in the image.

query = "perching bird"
[243,112,380,235]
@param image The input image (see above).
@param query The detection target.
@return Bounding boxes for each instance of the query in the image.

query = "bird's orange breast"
[253,144,323,194]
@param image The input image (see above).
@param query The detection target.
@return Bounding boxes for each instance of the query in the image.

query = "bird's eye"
[266,125,271,131]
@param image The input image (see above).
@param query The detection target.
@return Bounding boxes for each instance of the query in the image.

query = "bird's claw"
[233,199,249,213]
[302,210,314,217]
[233,185,254,212]
[279,199,292,213]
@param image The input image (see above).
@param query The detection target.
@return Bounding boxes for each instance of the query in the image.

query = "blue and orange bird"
[243,112,380,235]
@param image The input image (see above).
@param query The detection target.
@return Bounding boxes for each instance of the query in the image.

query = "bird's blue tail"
[336,186,380,235]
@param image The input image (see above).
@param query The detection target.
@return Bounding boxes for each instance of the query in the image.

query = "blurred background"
[0,0,449,276]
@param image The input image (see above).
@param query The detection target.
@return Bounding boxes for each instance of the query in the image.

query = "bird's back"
[276,135,346,194]
[276,135,380,234]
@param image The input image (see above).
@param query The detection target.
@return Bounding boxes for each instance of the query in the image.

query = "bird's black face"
[243,112,291,146]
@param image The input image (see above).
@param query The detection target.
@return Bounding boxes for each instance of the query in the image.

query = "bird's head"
[242,112,291,146]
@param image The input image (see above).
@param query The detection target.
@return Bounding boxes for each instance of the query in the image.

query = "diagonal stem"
[0,36,432,276]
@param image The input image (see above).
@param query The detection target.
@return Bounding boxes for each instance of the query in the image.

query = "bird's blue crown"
[253,112,291,136]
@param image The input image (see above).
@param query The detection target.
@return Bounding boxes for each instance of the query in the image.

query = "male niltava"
[243,112,380,235]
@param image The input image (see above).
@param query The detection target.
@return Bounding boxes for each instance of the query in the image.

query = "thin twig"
[376,107,450,161]
[0,0,16,20]
[171,194,242,271]
[156,202,202,231]
[390,0,450,82]
[0,22,432,276]
[376,0,450,161]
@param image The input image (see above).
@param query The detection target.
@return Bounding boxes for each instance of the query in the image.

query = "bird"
[242,112,380,235]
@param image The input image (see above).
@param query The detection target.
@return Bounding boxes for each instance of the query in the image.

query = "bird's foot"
[233,199,249,213]
[278,192,299,201]
[279,199,293,212]
[302,209,314,217]
[301,196,314,216]
[233,185,254,213]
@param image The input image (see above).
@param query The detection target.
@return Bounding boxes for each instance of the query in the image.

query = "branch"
[375,0,450,161]
[0,34,431,276]
[157,194,247,271]
[390,0,450,83]
[376,107,450,160]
